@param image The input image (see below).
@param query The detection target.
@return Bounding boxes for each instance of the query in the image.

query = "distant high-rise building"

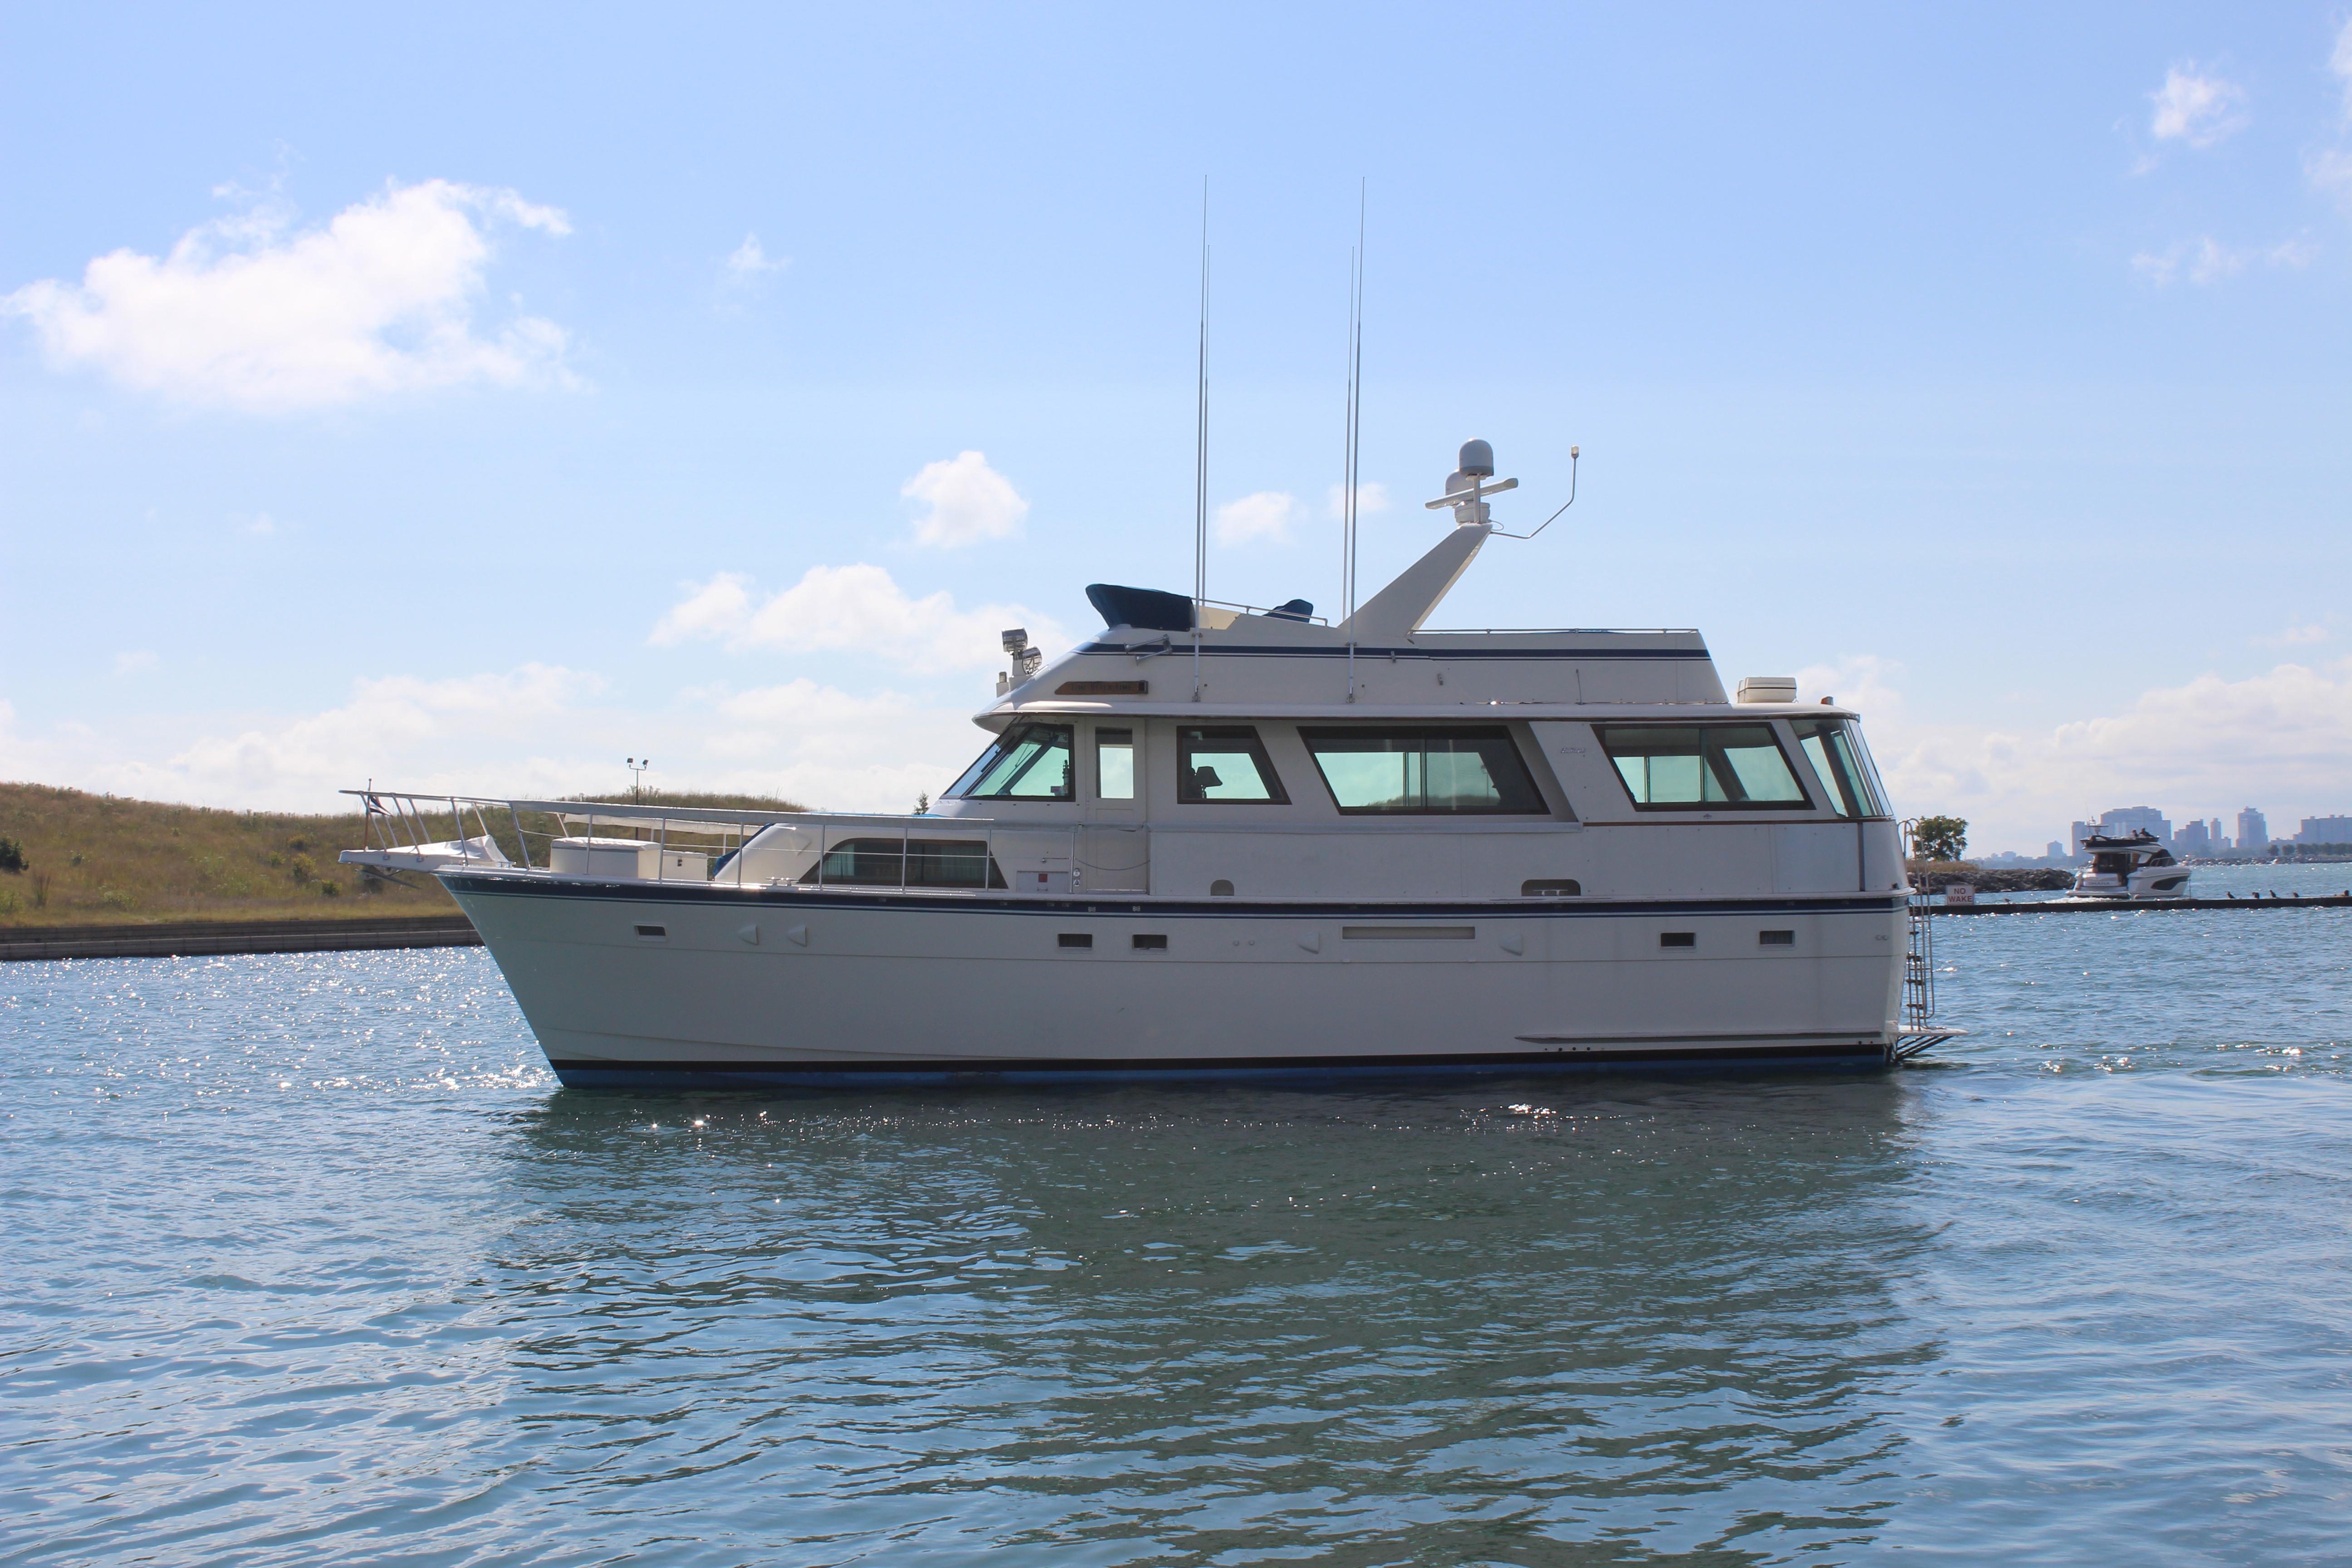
[2297,815,2352,846]
[2175,819,2211,855]
[2097,806,2172,844]
[2045,840,2066,863]
[2238,808,2269,853]
[2210,817,2223,848]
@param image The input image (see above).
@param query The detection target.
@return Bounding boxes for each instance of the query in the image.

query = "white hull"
[2070,868,2193,900]
[449,873,1908,1085]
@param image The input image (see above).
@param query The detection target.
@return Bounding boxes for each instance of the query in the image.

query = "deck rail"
[340,789,1146,897]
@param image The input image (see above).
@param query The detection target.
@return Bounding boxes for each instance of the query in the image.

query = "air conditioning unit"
[1735,676,1798,704]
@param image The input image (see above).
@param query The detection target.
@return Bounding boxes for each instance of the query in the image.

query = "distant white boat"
[344,439,1936,1088]
[2070,830,2191,900]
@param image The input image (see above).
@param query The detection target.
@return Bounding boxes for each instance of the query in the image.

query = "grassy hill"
[0,783,805,927]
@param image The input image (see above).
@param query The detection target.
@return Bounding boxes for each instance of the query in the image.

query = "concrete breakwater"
[1908,865,2077,894]
[0,915,480,962]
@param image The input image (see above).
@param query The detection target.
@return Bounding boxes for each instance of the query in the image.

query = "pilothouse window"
[1301,726,1546,814]
[1177,727,1288,804]
[949,723,1074,800]
[1095,728,1134,801]
[1597,724,1810,809]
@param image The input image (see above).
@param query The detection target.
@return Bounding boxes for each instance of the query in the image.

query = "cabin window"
[799,838,1008,888]
[1095,728,1135,801]
[1299,725,1547,814]
[1788,718,1888,819]
[1596,724,1810,809]
[948,723,1075,800]
[1177,726,1289,804]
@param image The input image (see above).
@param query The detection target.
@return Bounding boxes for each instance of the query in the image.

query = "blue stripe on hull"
[546,1043,1891,1092]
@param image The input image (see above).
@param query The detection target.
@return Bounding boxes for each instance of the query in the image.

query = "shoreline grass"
[0,782,804,928]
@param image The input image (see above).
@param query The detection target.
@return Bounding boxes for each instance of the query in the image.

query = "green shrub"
[0,837,24,874]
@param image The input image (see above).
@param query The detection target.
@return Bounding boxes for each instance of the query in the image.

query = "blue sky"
[4,3,2350,851]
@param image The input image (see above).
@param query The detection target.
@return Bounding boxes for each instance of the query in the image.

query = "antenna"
[1192,180,1209,703]
[1343,181,1365,702]
[1488,446,1580,539]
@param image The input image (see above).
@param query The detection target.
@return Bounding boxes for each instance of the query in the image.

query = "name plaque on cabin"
[1056,680,1149,696]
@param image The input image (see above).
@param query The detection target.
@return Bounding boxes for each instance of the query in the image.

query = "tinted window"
[1597,724,1810,808]
[948,724,1074,800]
[1177,726,1288,804]
[800,838,1007,888]
[1301,726,1546,814]
[1788,718,1887,818]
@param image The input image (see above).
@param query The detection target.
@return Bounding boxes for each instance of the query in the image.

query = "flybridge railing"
[1197,596,1332,627]
[342,789,1143,896]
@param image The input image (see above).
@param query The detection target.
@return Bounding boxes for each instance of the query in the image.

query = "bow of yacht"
[344,441,1930,1087]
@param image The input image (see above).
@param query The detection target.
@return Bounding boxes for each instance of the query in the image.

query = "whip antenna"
[1343,181,1365,702]
[1193,180,1209,702]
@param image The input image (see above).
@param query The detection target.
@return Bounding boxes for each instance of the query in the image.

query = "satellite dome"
[1458,439,1494,477]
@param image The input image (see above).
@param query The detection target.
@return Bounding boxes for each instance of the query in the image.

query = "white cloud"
[1214,490,1303,546]
[241,512,277,536]
[2257,621,2332,648]
[1797,654,2352,854]
[2130,235,2316,286]
[648,563,1063,669]
[0,664,608,811]
[2,179,573,412]
[690,678,988,810]
[721,234,788,291]
[0,662,995,815]
[2335,20,2352,118]
[113,650,158,676]
[1325,481,1391,519]
[902,451,1028,547]
[2148,66,2248,147]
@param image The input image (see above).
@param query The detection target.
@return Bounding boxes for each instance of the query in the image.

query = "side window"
[1095,728,1135,801]
[1595,724,1810,809]
[1299,726,1547,814]
[1177,726,1289,804]
[949,724,1075,800]
[1789,718,1887,819]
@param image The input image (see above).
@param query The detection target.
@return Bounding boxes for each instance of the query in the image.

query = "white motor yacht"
[344,441,1926,1087]
[2070,830,2191,900]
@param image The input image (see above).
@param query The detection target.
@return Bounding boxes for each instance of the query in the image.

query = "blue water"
[5,862,2351,1565]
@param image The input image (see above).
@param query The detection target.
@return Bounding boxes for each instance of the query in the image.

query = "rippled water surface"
[6,862,2352,1565]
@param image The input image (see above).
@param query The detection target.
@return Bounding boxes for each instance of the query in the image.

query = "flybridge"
[985,440,1728,718]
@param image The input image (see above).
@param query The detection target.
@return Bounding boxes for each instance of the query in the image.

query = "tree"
[0,836,24,874]
[1910,815,1967,863]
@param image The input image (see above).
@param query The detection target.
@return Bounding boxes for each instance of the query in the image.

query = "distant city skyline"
[2001,802,2351,862]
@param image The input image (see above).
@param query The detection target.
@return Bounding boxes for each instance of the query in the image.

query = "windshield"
[1789,718,1888,819]
[947,724,1075,800]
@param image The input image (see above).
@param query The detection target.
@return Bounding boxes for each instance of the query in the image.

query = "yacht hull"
[445,874,1907,1087]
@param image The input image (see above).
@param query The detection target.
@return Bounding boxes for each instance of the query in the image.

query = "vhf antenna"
[1343,181,1365,703]
[1192,180,1209,703]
